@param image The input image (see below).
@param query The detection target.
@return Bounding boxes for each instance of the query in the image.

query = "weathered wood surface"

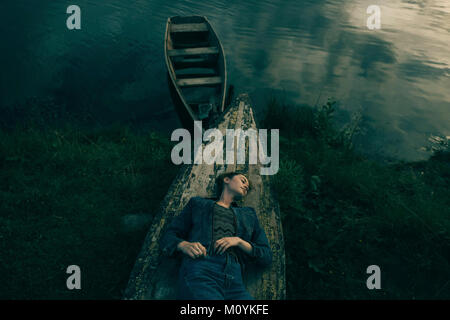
[123,94,286,300]
[171,23,209,33]
[177,76,222,87]
[168,47,219,57]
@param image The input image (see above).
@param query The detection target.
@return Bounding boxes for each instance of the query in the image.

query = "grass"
[0,96,448,299]
[263,97,450,299]
[0,118,178,299]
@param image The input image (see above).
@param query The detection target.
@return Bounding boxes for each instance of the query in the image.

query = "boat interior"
[166,16,225,120]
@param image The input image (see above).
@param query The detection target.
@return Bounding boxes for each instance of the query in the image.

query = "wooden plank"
[124,94,286,300]
[168,47,219,57]
[173,58,216,69]
[175,67,217,78]
[173,41,210,49]
[176,76,222,87]
[171,23,208,33]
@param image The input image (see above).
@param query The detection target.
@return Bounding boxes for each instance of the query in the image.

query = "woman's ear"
[223,177,231,184]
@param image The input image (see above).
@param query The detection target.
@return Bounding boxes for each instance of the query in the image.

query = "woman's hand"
[214,237,242,254]
[177,241,207,259]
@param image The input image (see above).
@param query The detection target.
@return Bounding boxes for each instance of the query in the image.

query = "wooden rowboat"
[124,94,286,300]
[165,16,227,129]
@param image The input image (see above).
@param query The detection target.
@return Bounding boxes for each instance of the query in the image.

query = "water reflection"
[1,0,449,161]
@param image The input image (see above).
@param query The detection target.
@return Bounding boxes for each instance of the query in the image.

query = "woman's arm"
[158,197,194,257]
[237,239,253,255]
[245,208,273,267]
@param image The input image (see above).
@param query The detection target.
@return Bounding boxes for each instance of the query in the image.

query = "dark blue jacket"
[159,196,273,273]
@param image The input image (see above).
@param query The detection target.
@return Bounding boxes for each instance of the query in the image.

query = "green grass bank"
[0,98,448,299]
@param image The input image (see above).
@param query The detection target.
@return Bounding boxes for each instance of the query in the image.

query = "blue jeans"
[177,252,254,300]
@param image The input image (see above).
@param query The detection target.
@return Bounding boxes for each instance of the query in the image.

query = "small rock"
[121,214,153,233]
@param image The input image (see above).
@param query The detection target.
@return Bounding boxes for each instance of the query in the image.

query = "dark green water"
[1,0,449,161]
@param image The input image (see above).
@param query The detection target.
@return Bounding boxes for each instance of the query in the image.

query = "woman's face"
[225,174,250,199]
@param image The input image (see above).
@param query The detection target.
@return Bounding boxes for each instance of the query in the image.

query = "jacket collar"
[204,196,239,207]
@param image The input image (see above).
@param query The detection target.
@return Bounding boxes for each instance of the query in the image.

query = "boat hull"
[165,16,227,130]
[124,94,286,300]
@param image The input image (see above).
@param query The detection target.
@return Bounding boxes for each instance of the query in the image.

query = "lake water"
[1,0,449,162]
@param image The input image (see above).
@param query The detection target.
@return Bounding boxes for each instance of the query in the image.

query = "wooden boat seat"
[172,56,217,69]
[173,41,210,49]
[170,23,209,33]
[175,67,217,78]
[177,76,222,87]
[168,47,219,57]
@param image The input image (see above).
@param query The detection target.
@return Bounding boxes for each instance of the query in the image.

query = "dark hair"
[215,171,251,199]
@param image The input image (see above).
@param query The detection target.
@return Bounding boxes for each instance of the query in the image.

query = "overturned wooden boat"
[165,16,227,129]
[124,94,286,300]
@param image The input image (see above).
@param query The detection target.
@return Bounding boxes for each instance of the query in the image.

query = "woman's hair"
[215,171,251,199]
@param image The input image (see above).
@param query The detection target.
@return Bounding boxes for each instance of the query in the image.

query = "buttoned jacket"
[159,196,273,275]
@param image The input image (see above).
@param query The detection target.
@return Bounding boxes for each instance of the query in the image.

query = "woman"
[158,171,273,300]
